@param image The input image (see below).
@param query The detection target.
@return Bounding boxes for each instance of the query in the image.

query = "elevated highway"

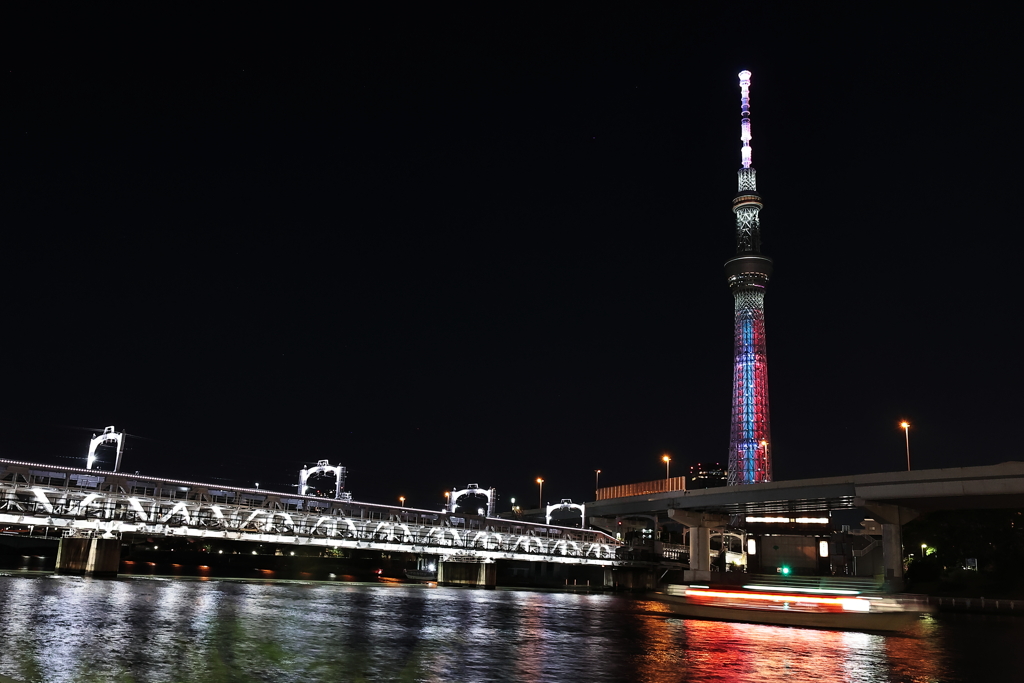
[590,462,1024,517]
[589,462,1024,588]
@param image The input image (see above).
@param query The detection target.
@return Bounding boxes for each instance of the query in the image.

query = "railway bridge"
[0,459,624,587]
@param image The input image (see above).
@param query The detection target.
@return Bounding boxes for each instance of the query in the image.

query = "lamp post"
[595,469,601,497]
[536,478,544,509]
[399,496,405,507]
[900,421,911,471]
[444,491,450,512]
[662,454,671,482]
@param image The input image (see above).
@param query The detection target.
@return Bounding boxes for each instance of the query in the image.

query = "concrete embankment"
[930,596,1024,614]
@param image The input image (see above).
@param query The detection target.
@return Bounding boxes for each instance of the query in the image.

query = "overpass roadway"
[587,461,1024,589]
[588,461,1024,519]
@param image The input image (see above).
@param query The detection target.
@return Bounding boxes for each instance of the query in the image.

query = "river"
[0,573,1018,682]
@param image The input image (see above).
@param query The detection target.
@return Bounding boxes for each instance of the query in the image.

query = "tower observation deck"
[725,70,773,485]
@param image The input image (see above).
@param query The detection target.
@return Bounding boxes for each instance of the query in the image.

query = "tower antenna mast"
[740,70,753,170]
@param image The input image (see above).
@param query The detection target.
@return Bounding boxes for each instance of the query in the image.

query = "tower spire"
[739,70,752,170]
[725,70,773,485]
[734,70,761,252]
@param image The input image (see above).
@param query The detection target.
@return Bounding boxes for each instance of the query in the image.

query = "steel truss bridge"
[0,459,623,566]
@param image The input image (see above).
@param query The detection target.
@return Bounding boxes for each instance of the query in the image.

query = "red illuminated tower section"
[725,70,773,485]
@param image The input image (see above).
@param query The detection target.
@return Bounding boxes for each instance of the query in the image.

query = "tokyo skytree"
[725,70,773,485]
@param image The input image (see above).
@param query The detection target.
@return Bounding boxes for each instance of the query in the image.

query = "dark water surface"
[0,573,1019,682]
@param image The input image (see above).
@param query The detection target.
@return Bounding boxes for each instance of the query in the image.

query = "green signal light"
[780,566,791,575]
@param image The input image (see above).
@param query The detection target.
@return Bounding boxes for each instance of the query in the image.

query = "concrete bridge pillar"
[689,525,712,572]
[55,537,90,574]
[668,510,729,581]
[56,537,121,578]
[85,538,121,578]
[437,560,496,588]
[855,499,919,592]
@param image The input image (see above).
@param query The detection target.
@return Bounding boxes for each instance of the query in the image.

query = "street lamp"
[399,496,405,507]
[444,491,450,511]
[595,469,602,496]
[536,478,544,508]
[900,421,911,470]
[662,454,671,482]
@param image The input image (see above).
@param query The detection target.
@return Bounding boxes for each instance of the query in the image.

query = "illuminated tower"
[725,70,773,485]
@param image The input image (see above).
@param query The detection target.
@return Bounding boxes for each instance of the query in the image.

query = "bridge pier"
[55,537,90,574]
[856,499,919,592]
[437,560,496,588]
[668,510,728,581]
[56,537,120,578]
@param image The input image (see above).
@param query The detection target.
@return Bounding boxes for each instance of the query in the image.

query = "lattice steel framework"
[0,459,624,565]
[725,71,773,485]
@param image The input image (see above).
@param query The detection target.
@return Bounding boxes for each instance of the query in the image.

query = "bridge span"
[0,459,624,581]
[588,461,1024,590]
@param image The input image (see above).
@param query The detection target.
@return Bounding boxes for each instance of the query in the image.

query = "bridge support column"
[55,537,90,575]
[855,499,919,592]
[669,510,729,582]
[689,526,712,573]
[85,538,121,578]
[56,537,120,578]
[437,560,496,588]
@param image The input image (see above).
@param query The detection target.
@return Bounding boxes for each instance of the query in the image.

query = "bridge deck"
[589,462,1024,517]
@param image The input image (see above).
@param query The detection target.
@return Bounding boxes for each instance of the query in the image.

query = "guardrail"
[596,477,687,500]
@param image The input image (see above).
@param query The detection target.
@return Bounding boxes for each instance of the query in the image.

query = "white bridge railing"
[0,459,623,565]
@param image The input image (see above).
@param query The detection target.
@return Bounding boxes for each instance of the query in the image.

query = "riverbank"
[929,595,1024,614]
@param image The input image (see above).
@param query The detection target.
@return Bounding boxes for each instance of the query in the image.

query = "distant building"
[688,463,727,489]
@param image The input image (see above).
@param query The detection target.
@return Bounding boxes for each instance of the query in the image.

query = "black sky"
[3,6,1020,510]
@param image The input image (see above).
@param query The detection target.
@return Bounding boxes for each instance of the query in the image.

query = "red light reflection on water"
[882,616,943,682]
[633,611,937,683]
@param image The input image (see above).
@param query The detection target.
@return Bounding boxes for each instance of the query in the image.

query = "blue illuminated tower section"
[725,70,773,485]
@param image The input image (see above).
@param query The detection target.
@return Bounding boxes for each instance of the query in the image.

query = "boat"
[652,583,932,631]
[404,568,437,583]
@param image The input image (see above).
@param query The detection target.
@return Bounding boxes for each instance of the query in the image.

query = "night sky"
[4,7,1020,511]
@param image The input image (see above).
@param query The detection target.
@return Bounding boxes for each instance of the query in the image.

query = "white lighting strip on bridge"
[745,516,829,524]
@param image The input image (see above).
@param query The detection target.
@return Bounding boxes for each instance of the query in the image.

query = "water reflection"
[0,574,1020,682]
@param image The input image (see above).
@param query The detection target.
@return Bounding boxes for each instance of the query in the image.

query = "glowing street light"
[595,469,602,496]
[900,421,911,470]
[399,496,406,507]
[662,454,671,481]
[536,478,544,508]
